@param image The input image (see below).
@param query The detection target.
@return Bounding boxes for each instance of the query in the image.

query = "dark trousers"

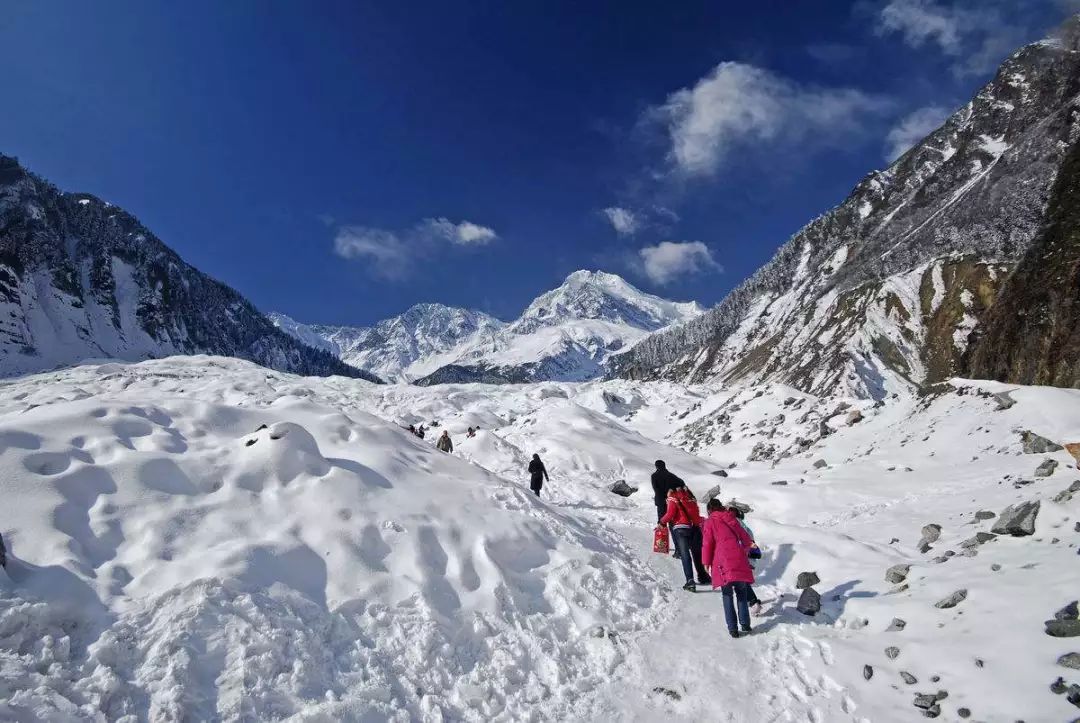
[722,581,752,633]
[746,585,760,606]
[672,527,709,584]
[655,500,667,523]
[531,474,543,497]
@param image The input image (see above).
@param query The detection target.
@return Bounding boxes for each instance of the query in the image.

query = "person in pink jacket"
[701,498,756,637]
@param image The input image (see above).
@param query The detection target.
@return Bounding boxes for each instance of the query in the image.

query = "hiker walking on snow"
[658,485,711,591]
[528,454,549,497]
[702,499,756,638]
[651,460,684,523]
[436,430,453,453]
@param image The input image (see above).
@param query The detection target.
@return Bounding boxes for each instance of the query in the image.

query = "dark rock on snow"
[1046,620,1080,638]
[1035,458,1059,477]
[711,469,729,477]
[885,564,910,584]
[797,587,822,616]
[960,532,996,549]
[934,589,968,609]
[796,571,820,589]
[1056,601,1079,620]
[990,500,1040,536]
[1058,652,1080,669]
[885,646,900,660]
[862,665,873,681]
[900,671,918,685]
[887,617,907,632]
[973,510,996,520]
[609,480,638,497]
[813,459,828,469]
[1020,431,1063,454]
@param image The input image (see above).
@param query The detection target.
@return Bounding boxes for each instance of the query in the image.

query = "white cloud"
[884,105,951,161]
[651,62,889,177]
[639,241,721,285]
[602,207,640,236]
[877,0,963,54]
[333,226,411,280]
[421,217,498,246]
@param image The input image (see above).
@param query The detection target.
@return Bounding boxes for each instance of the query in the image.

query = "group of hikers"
[653,460,763,638]
[405,425,481,451]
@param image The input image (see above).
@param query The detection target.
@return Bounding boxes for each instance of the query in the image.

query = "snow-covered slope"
[0,156,373,381]
[612,19,1080,398]
[269,304,505,383]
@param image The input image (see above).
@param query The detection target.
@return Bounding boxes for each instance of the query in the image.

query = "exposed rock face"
[611,20,1080,399]
[1020,430,1064,453]
[0,156,374,381]
[991,500,1040,536]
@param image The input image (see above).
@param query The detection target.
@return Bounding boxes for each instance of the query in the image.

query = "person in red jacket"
[701,498,756,637]
[658,485,711,591]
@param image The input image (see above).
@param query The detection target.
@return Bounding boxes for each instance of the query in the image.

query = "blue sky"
[1,1,1073,325]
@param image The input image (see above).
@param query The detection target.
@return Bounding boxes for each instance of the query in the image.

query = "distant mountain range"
[272,270,703,384]
[0,155,377,381]
[611,17,1080,397]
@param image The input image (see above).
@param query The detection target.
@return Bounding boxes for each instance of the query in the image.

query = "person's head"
[442,430,449,436]
[655,460,666,470]
[707,499,725,513]
[532,453,540,461]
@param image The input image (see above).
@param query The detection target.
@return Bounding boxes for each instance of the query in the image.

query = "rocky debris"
[651,686,681,701]
[1056,601,1079,620]
[974,510,996,520]
[1051,677,1068,694]
[918,524,942,549]
[797,587,822,616]
[1035,458,1059,477]
[748,441,777,462]
[917,540,933,554]
[1021,431,1063,454]
[960,532,997,549]
[885,564,911,584]
[885,646,900,660]
[813,458,828,469]
[710,469,729,477]
[1052,480,1080,503]
[1045,620,1080,637]
[991,563,1002,572]
[993,392,1016,410]
[887,618,907,632]
[863,665,873,681]
[1058,652,1080,669]
[609,480,638,497]
[819,421,832,438]
[957,707,971,719]
[935,589,968,609]
[1069,684,1080,708]
[796,571,820,589]
[900,671,918,685]
[771,480,788,486]
[727,500,752,514]
[846,409,863,425]
[991,500,1040,536]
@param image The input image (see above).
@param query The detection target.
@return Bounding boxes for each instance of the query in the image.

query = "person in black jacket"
[528,454,549,497]
[651,460,685,522]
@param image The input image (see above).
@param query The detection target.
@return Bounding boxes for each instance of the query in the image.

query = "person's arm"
[542,463,549,481]
[658,498,676,526]
[730,519,753,548]
[701,521,714,571]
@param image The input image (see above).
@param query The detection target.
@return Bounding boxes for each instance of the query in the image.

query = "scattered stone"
[885,646,900,660]
[1056,601,1079,620]
[890,537,900,544]
[991,501,1040,537]
[889,583,910,595]
[935,589,968,609]
[932,555,950,564]
[900,671,918,685]
[885,565,911,584]
[711,469,729,477]
[863,664,873,681]
[913,693,937,709]
[846,409,863,425]
[609,480,638,497]
[771,480,789,486]
[1058,652,1080,669]
[813,459,828,469]
[993,392,1016,410]
[1051,677,1068,694]
[1036,459,1059,477]
[748,441,777,462]
[651,686,680,701]
[960,532,997,549]
[797,587,822,616]
[919,524,942,547]
[1021,431,1063,454]
[957,708,971,719]
[991,563,1002,572]
[1045,620,1080,638]
[796,571,821,589]
[728,500,752,514]
[974,510,996,520]
[887,618,907,632]
[1069,684,1080,708]
[931,675,941,682]
[918,540,933,554]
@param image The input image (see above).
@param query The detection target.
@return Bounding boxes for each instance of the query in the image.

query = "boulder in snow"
[885,646,900,660]
[747,441,776,462]
[993,392,1016,410]
[797,587,821,616]
[609,480,638,497]
[1021,430,1063,454]
[900,671,917,685]
[934,589,968,609]
[990,500,1040,536]
[887,617,907,632]
[710,469,728,477]
[813,459,828,469]
[1056,601,1078,620]
[918,524,942,548]
[973,510,996,520]
[1046,620,1080,637]
[862,664,873,681]
[1035,459,1059,477]
[796,571,820,589]
[1058,652,1080,669]
[960,532,996,549]
[846,409,863,425]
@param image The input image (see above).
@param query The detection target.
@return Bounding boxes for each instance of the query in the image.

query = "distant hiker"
[658,485,710,591]
[467,427,476,438]
[436,430,453,453]
[702,499,756,638]
[528,454,549,497]
[417,425,426,439]
[651,460,685,523]
[407,424,417,435]
[732,506,764,616]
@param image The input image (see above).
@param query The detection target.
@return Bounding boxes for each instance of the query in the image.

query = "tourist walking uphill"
[651,460,684,523]
[436,430,453,453]
[658,484,711,592]
[702,499,757,638]
[528,454,549,497]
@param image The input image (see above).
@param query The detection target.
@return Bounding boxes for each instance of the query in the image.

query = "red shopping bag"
[653,525,670,554]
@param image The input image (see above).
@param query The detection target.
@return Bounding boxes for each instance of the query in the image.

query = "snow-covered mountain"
[269,304,505,383]
[0,155,376,381]
[274,270,702,384]
[611,18,1080,398]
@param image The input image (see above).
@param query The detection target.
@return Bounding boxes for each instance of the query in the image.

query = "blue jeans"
[722,581,752,633]
[672,528,709,584]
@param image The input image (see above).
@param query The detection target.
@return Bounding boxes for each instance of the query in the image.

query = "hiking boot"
[729,630,740,639]
[751,603,764,616]
[682,581,696,593]
[741,627,752,635]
